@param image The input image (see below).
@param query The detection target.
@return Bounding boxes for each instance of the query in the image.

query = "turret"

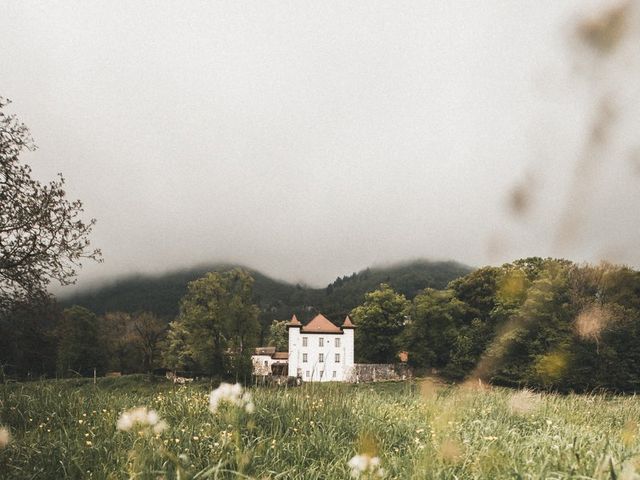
[287,315,301,377]
[341,315,355,368]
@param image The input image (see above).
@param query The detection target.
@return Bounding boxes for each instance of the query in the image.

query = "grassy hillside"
[1,377,637,479]
[60,260,471,334]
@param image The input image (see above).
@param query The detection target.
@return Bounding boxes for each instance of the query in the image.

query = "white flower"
[508,389,541,415]
[209,383,254,414]
[348,454,384,478]
[153,420,168,434]
[0,427,10,448]
[117,407,165,432]
[621,461,640,480]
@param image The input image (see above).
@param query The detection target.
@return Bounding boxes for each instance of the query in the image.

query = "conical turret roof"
[287,314,301,328]
[341,315,355,328]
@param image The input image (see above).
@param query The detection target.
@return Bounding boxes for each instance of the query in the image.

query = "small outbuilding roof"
[254,346,276,355]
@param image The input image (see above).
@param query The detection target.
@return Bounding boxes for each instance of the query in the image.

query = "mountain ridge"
[60,259,473,338]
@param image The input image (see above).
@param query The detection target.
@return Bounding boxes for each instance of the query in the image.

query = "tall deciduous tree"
[166,269,260,378]
[267,319,288,351]
[0,98,101,313]
[100,312,136,373]
[56,305,104,376]
[350,284,409,363]
[162,320,195,372]
[132,312,165,372]
[402,288,467,371]
[0,297,59,379]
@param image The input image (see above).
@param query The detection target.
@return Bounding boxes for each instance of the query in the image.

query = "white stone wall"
[343,328,354,368]
[345,363,412,383]
[288,326,301,377]
[290,332,350,382]
[252,355,274,376]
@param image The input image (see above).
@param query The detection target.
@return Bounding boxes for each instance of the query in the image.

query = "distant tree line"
[61,260,471,342]
[5,258,640,392]
[0,301,166,380]
[352,258,640,392]
[0,269,260,382]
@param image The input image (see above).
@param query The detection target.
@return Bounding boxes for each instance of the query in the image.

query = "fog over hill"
[60,259,472,336]
[4,1,640,294]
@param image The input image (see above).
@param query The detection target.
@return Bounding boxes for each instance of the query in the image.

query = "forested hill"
[60,260,471,325]
[321,260,472,319]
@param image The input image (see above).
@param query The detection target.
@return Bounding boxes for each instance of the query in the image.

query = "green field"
[1,376,639,479]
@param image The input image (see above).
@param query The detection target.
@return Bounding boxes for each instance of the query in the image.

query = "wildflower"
[621,461,640,480]
[439,438,463,462]
[153,420,168,434]
[0,427,10,448]
[117,407,165,432]
[348,454,385,478]
[508,389,541,415]
[209,383,254,414]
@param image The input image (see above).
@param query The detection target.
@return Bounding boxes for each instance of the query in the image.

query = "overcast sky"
[2,0,639,290]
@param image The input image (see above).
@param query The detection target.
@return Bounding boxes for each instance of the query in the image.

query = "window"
[319,337,324,347]
[306,371,310,378]
[302,337,308,347]
[319,353,324,363]
[335,353,340,363]
[332,371,336,378]
[303,353,308,363]
[335,338,340,348]
[264,361,268,366]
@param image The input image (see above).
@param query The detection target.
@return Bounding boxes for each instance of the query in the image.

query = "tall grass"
[1,376,639,479]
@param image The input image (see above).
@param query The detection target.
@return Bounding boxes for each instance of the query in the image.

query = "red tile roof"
[341,315,355,328]
[287,314,301,328]
[272,352,289,360]
[301,314,342,334]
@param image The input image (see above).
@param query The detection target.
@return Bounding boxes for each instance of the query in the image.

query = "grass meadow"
[1,375,640,479]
